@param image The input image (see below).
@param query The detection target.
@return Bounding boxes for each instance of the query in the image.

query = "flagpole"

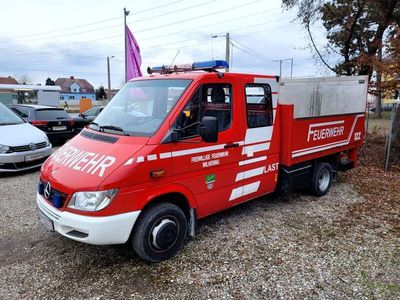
[124,8,130,83]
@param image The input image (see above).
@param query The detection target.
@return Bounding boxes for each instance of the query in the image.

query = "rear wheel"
[310,162,332,196]
[132,202,187,262]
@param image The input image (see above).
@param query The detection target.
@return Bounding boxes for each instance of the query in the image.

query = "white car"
[0,103,52,172]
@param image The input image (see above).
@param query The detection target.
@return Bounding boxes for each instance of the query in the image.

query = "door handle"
[224,142,240,149]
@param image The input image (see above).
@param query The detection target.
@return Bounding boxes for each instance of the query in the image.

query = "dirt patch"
[341,133,400,236]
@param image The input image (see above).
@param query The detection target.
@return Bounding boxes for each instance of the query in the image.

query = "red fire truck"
[37,61,368,262]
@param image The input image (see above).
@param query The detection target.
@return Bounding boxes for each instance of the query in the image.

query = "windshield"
[91,79,192,136]
[0,104,25,125]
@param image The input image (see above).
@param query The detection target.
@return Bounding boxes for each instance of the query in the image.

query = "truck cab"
[37,60,366,262]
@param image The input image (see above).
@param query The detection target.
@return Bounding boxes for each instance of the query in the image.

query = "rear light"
[31,121,48,126]
[68,120,75,125]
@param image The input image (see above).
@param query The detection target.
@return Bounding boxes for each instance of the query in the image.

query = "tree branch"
[306,22,337,74]
[343,1,366,75]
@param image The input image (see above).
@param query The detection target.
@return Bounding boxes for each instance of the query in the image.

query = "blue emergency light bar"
[192,60,229,70]
[147,60,229,74]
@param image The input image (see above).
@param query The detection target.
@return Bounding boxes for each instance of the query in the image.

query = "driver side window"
[174,83,232,140]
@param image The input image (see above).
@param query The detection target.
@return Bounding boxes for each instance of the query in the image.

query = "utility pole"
[124,8,130,83]
[272,58,294,78]
[107,56,114,100]
[211,32,230,72]
[225,33,230,72]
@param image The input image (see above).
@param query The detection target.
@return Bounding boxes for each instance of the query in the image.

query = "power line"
[0,66,124,76]
[0,0,184,42]
[141,8,280,42]
[132,0,184,14]
[231,43,268,61]
[0,18,290,67]
[133,0,214,24]
[0,17,121,41]
[8,1,214,43]
[0,6,282,56]
[230,38,271,60]
[53,0,114,15]
[132,0,267,33]
[0,24,295,69]
[1,26,293,77]
[139,18,287,52]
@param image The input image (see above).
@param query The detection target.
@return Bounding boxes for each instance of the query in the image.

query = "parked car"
[0,103,52,172]
[9,104,76,142]
[369,105,395,112]
[73,106,105,132]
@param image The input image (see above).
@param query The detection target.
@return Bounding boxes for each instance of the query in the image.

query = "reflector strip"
[229,181,261,201]
[239,156,267,166]
[235,166,265,182]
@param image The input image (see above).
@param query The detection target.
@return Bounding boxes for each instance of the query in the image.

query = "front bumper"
[37,193,140,245]
[0,145,52,172]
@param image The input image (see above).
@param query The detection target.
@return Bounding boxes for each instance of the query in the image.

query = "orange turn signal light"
[150,170,165,178]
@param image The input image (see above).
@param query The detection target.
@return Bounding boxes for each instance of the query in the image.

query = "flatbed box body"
[278,76,368,167]
[36,63,369,262]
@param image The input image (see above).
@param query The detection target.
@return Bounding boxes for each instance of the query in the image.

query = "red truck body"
[36,61,368,261]
[279,104,364,166]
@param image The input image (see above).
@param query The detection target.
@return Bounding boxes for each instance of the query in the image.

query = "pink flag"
[125,25,142,81]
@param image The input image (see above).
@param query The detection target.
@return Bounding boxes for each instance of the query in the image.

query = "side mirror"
[200,116,218,143]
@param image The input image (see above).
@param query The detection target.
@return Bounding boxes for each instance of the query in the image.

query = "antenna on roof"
[168,49,181,69]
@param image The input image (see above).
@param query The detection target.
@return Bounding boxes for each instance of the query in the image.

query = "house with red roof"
[55,76,96,102]
[0,76,19,104]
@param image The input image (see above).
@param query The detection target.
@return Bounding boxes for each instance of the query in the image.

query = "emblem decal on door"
[205,174,216,190]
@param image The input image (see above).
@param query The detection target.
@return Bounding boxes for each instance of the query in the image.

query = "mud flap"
[188,208,197,238]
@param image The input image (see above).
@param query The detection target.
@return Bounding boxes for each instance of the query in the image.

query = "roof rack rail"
[147,60,229,74]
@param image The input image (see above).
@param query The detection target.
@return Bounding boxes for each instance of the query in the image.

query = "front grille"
[9,141,48,153]
[38,181,68,209]
[0,157,48,170]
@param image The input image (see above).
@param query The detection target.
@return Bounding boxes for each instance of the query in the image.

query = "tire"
[310,162,332,197]
[132,202,187,263]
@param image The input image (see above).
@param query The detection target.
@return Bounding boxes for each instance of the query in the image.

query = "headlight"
[68,189,118,211]
[0,144,10,154]
[44,137,51,147]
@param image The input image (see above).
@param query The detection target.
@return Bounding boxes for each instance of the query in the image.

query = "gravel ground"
[0,167,399,299]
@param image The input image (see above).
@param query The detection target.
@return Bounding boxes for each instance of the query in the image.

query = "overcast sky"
[0,0,334,89]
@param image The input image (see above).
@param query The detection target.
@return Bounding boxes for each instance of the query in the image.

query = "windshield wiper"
[89,121,99,127]
[100,125,130,136]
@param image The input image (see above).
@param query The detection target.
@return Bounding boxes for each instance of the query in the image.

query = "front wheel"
[132,202,187,262]
[310,162,332,196]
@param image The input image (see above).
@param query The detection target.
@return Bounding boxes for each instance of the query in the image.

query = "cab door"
[228,78,279,205]
[170,80,242,217]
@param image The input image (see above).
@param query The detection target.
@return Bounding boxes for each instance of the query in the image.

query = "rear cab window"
[245,84,273,127]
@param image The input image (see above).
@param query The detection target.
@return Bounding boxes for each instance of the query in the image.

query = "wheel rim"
[318,169,330,192]
[149,216,179,252]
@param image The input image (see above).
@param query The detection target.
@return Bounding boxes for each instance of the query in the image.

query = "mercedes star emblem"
[44,182,51,199]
